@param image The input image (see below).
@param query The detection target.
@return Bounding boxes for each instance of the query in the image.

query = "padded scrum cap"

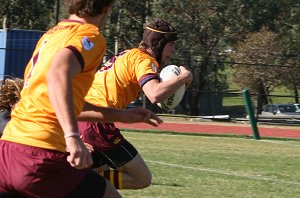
[143,19,177,65]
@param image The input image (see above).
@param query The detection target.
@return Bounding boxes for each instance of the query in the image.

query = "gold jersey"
[2,20,106,152]
[85,48,160,109]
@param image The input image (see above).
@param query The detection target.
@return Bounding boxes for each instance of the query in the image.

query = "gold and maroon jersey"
[2,20,106,152]
[85,48,160,109]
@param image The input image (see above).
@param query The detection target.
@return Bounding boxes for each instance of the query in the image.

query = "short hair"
[64,0,115,17]
[0,78,24,111]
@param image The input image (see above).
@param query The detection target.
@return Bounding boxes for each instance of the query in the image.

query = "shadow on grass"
[151,182,185,187]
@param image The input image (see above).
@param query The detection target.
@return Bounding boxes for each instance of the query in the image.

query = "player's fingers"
[74,157,90,169]
[84,142,94,152]
[67,153,76,167]
[145,119,159,127]
[142,111,151,122]
[75,150,93,169]
[75,156,83,168]
[150,112,163,124]
[141,111,158,126]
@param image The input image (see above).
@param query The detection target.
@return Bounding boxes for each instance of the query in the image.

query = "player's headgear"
[142,19,177,65]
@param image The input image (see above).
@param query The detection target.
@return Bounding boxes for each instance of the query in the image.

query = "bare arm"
[78,102,163,126]
[142,66,193,103]
[47,48,92,169]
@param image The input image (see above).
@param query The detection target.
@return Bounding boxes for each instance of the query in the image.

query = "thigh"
[117,153,151,179]
[0,140,87,198]
[65,170,107,198]
[93,140,138,169]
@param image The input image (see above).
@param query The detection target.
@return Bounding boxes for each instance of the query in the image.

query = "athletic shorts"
[65,170,106,198]
[92,139,138,169]
[0,192,24,197]
[0,140,106,198]
[78,122,125,151]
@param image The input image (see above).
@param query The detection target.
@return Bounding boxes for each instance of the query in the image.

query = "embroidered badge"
[151,63,158,73]
[82,36,94,50]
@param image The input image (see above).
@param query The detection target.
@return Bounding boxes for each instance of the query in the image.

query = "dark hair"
[141,19,177,65]
[0,78,24,111]
[65,0,115,17]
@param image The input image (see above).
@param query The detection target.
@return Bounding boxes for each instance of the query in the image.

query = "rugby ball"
[158,65,186,110]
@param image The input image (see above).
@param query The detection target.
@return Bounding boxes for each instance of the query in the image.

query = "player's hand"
[121,107,163,126]
[83,142,94,153]
[179,66,193,87]
[65,136,93,169]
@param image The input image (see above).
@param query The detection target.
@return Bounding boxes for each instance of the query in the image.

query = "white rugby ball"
[158,65,186,110]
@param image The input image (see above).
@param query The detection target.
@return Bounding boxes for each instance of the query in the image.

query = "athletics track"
[116,120,300,139]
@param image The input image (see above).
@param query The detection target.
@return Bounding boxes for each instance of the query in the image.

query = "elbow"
[147,94,163,104]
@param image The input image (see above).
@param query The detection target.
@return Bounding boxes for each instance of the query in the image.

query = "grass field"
[120,131,300,198]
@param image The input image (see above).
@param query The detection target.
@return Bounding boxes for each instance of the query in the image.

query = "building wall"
[0,29,44,79]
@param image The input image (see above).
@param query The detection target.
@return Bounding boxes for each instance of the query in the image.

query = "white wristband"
[64,132,80,138]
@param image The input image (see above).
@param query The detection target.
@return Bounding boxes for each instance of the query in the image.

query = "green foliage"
[231,28,284,94]
[0,0,57,30]
[1,0,300,113]
[103,0,152,56]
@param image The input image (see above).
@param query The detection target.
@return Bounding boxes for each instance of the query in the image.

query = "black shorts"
[91,139,138,169]
[65,170,106,198]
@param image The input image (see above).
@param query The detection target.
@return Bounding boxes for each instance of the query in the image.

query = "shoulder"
[128,49,157,65]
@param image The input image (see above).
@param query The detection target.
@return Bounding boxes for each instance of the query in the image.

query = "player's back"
[85,48,159,109]
[2,20,105,152]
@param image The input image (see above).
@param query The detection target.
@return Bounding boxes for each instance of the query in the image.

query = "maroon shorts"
[78,122,125,152]
[0,140,88,198]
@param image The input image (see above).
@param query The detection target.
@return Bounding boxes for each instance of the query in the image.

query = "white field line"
[146,160,300,186]
[260,140,300,147]
[159,134,300,147]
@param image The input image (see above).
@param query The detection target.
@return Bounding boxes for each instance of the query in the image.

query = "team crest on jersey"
[151,63,158,73]
[82,36,94,50]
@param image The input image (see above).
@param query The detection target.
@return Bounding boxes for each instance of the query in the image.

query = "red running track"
[115,122,300,139]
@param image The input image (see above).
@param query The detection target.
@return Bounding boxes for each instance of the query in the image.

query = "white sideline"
[146,160,300,186]
[260,140,300,147]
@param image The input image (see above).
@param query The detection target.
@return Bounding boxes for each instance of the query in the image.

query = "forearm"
[79,104,162,126]
[78,102,125,123]
[47,48,81,135]
[47,71,78,133]
[144,76,186,103]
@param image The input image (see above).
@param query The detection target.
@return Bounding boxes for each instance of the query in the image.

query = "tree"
[274,1,300,103]
[103,0,152,57]
[150,0,300,115]
[0,0,57,30]
[150,0,249,115]
[231,28,284,112]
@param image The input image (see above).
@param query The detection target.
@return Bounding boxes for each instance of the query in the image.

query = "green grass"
[120,131,300,198]
[222,86,299,107]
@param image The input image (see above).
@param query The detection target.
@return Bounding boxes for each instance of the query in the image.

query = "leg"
[102,180,121,198]
[79,122,151,189]
[66,170,121,198]
[96,140,152,189]
[117,153,152,189]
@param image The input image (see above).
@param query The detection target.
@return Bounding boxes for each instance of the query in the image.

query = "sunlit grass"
[120,131,300,198]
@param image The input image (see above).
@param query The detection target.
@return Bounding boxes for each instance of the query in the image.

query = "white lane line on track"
[146,160,300,186]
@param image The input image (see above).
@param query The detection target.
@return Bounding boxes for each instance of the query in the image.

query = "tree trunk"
[257,83,268,115]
